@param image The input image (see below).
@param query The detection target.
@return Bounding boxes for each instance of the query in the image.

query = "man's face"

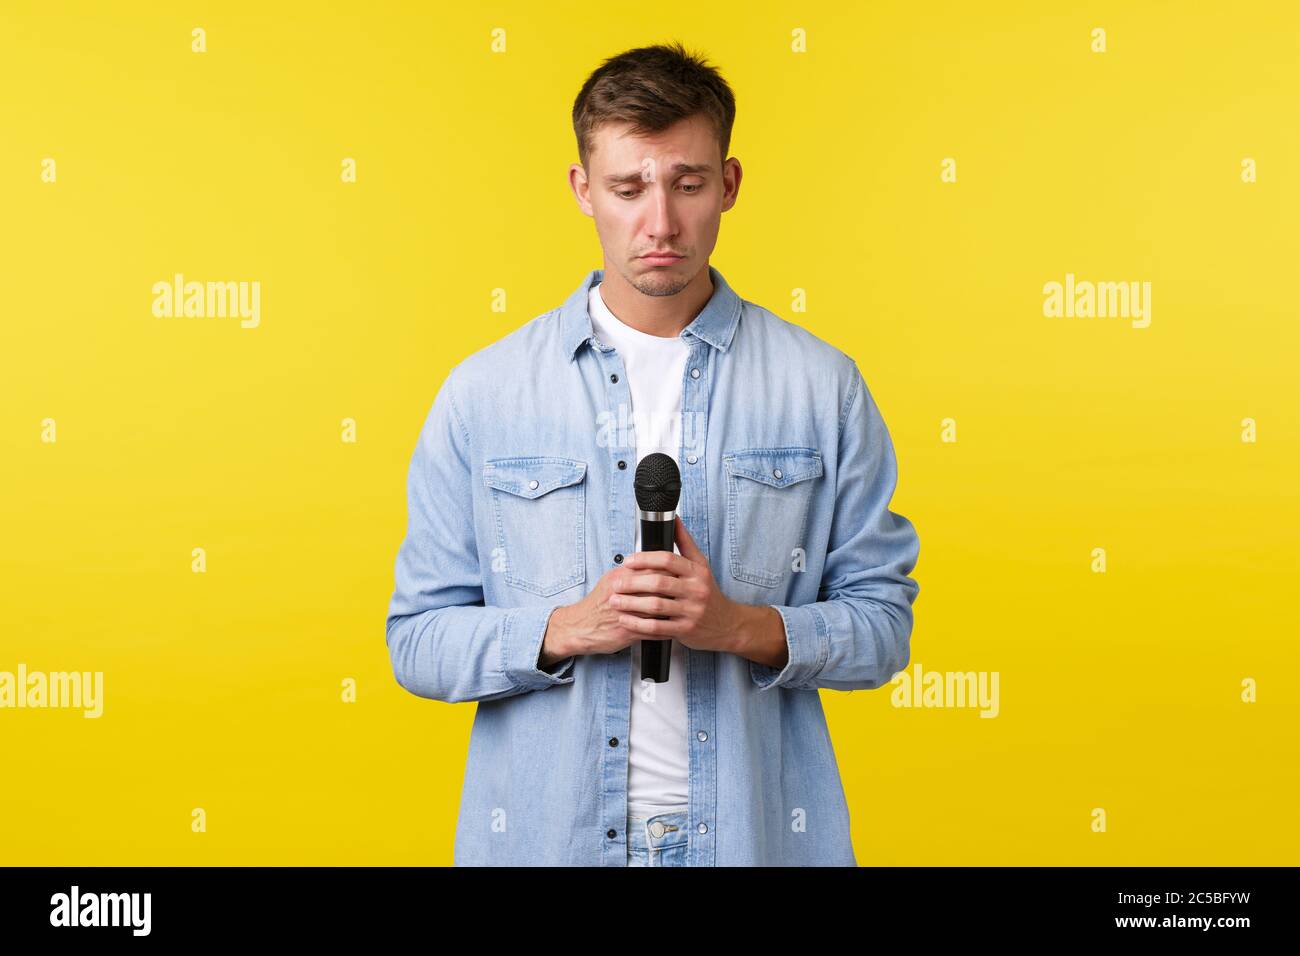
[570,113,741,297]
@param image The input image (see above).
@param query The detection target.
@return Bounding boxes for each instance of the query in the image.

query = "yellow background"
[2,1,1296,864]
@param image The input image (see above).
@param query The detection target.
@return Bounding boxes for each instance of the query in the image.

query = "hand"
[611,516,747,654]
[539,563,663,666]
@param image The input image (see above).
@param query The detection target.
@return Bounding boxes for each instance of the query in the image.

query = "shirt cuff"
[502,605,575,691]
[749,604,831,690]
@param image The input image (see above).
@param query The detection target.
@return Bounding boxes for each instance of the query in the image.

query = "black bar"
[0,866,1289,941]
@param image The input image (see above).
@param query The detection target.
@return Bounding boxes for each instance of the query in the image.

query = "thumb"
[674,514,708,565]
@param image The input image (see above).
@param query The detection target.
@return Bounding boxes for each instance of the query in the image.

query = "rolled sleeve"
[503,605,576,691]
[749,604,831,691]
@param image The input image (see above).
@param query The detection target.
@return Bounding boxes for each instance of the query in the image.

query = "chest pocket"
[483,456,587,597]
[724,447,823,588]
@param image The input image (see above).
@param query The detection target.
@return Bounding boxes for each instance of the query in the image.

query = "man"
[385,41,920,866]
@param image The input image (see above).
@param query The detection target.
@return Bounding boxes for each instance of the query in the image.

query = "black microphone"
[633,453,681,683]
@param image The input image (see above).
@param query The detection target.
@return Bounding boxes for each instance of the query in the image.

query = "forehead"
[588,114,717,169]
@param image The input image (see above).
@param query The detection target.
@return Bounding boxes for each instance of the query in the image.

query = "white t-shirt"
[588,282,690,815]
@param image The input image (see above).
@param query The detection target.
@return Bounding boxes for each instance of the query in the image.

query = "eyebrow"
[602,163,714,186]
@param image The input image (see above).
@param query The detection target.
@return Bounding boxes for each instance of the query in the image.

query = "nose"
[645,183,678,244]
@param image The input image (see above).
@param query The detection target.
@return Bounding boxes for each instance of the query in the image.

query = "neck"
[596,262,714,337]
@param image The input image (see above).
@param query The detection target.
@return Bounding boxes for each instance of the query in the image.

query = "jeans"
[626,809,689,867]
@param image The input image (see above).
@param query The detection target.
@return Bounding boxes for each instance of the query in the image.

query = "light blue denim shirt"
[385,265,920,866]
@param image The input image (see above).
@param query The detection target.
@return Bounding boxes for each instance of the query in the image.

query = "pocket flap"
[724,447,823,488]
[483,456,587,499]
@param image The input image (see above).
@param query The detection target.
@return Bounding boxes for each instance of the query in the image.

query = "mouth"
[639,253,684,266]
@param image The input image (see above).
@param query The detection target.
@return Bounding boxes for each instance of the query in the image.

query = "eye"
[615,182,704,199]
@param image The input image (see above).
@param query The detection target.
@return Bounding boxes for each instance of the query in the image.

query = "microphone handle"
[638,516,675,683]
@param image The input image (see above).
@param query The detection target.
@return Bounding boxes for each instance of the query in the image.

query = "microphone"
[633,453,681,683]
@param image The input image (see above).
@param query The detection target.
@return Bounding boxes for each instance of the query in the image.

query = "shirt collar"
[559,264,743,362]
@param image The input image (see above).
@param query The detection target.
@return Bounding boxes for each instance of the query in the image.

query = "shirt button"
[607,828,617,839]
[617,460,626,470]
[690,368,700,379]
[614,553,624,564]
[686,454,697,464]
[696,730,707,741]
[697,823,708,834]
[610,373,619,383]
[773,468,783,479]
[608,737,619,747]
[528,479,539,490]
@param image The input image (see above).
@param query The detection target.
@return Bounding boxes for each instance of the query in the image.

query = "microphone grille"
[634,453,682,512]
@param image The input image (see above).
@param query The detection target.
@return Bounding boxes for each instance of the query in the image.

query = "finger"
[610,592,680,616]
[612,571,681,597]
[673,515,708,565]
[622,550,692,576]
[618,613,682,636]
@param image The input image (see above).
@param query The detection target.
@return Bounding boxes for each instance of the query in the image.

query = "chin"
[631,271,692,297]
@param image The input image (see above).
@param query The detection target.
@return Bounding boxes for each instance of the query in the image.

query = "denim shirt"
[385,265,921,866]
